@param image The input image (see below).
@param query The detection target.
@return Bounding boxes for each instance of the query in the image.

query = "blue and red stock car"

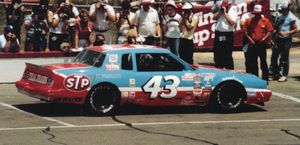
[16,45,272,115]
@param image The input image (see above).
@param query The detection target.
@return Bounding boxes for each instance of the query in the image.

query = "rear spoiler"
[25,63,52,73]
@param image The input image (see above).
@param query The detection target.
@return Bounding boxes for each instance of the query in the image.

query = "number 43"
[142,75,180,99]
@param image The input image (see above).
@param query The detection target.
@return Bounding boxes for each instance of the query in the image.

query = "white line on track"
[0,118,300,131]
[0,102,75,127]
[273,92,300,103]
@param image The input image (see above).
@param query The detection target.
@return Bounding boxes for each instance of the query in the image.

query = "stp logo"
[64,75,90,91]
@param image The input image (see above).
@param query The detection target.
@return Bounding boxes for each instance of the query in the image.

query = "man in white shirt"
[89,0,116,44]
[213,0,238,69]
[163,0,181,55]
[134,0,161,45]
[0,25,20,52]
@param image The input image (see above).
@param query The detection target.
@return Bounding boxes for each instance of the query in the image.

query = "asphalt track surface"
[0,48,300,145]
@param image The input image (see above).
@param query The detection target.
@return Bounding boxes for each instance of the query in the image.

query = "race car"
[16,44,272,115]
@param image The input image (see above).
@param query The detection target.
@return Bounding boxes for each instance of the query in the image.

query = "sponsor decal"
[203,73,215,82]
[182,73,194,81]
[193,73,201,89]
[106,63,120,71]
[64,74,91,91]
[129,91,135,98]
[109,54,118,63]
[129,79,135,87]
[121,91,129,98]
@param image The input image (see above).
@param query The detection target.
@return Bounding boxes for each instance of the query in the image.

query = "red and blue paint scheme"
[16,45,272,114]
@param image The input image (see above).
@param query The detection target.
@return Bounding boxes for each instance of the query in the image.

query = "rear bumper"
[16,80,87,104]
[246,88,272,105]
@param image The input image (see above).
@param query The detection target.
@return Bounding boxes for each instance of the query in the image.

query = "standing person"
[179,2,198,64]
[48,6,70,51]
[89,0,116,45]
[65,0,80,48]
[5,0,24,42]
[24,6,49,51]
[75,9,94,48]
[212,0,238,69]
[134,0,161,46]
[240,1,256,73]
[0,25,20,52]
[163,0,182,55]
[116,0,137,44]
[269,2,297,82]
[243,4,273,81]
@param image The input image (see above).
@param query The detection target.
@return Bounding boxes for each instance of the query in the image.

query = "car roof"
[88,44,169,53]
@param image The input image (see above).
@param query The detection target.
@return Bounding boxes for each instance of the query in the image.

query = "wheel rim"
[217,83,243,109]
[90,86,117,114]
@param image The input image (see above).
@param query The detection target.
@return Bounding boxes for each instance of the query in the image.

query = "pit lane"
[0,48,299,145]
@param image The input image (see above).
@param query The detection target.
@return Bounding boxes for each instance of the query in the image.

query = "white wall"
[0,57,73,83]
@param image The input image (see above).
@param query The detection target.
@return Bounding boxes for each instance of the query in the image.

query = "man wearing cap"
[134,0,161,45]
[212,0,238,69]
[269,2,297,82]
[179,2,198,64]
[243,4,273,81]
[0,25,20,52]
[163,0,182,55]
[89,0,116,44]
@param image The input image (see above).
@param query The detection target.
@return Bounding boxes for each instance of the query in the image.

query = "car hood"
[194,65,267,89]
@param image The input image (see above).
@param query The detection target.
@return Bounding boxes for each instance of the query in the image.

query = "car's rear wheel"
[84,83,120,115]
[209,81,246,112]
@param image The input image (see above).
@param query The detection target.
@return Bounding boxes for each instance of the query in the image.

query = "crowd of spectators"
[0,0,297,82]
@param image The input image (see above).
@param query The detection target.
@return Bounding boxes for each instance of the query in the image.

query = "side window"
[122,54,133,70]
[136,53,185,71]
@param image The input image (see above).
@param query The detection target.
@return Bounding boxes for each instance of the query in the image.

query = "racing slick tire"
[208,81,246,113]
[84,83,121,116]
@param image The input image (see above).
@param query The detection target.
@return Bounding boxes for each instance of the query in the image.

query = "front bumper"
[246,88,272,105]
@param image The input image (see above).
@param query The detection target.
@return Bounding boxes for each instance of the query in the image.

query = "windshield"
[73,49,105,67]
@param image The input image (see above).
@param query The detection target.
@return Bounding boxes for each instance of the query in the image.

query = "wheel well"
[85,82,121,103]
[212,80,247,101]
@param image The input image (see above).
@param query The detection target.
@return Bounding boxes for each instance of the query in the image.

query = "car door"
[130,52,196,106]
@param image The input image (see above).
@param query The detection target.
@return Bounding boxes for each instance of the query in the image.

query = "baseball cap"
[221,0,232,7]
[141,0,152,5]
[182,2,193,10]
[252,4,262,14]
[4,25,14,34]
[165,0,177,8]
[279,2,290,10]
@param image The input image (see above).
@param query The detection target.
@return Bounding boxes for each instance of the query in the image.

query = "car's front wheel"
[84,83,120,115]
[209,81,246,112]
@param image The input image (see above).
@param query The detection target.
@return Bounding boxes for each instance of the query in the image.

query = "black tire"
[209,81,246,112]
[84,83,120,115]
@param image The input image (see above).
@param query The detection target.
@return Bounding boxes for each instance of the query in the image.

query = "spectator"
[163,0,182,55]
[5,0,24,42]
[0,25,20,52]
[89,0,116,44]
[212,0,238,69]
[75,9,94,48]
[24,6,49,51]
[240,1,256,73]
[48,6,70,51]
[179,2,198,64]
[94,34,105,46]
[269,2,297,82]
[39,0,54,26]
[116,0,137,44]
[243,4,273,81]
[134,0,161,46]
[65,0,80,48]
